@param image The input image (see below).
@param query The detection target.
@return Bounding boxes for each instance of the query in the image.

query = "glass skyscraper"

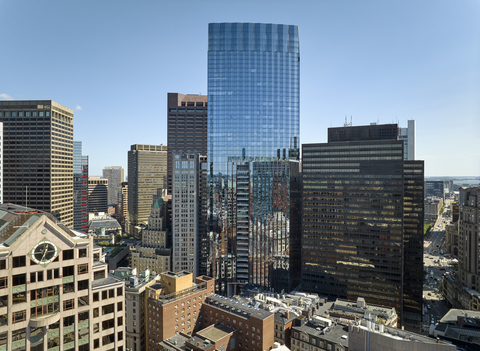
[207,23,300,294]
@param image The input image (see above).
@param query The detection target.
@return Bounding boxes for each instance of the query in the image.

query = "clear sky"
[1,0,479,177]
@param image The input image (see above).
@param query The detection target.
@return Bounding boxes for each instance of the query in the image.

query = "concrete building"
[398,119,416,161]
[113,267,160,351]
[146,272,215,348]
[130,247,171,275]
[348,322,455,351]
[73,142,88,232]
[172,152,207,277]
[426,180,445,199]
[274,310,295,348]
[127,144,168,238]
[103,166,126,205]
[0,100,74,227]
[302,123,425,331]
[142,197,169,248]
[424,197,443,220]
[0,203,125,350]
[88,176,108,214]
[445,222,459,257]
[291,320,349,351]
[116,181,128,232]
[88,214,122,244]
[167,93,207,196]
[459,187,480,291]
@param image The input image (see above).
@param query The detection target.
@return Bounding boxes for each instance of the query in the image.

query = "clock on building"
[30,240,59,265]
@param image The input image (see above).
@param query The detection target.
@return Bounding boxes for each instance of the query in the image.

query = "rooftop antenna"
[344,116,352,127]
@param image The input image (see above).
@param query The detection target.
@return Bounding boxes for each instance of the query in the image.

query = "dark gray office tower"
[302,123,424,331]
[167,93,208,196]
[425,180,445,199]
[88,177,108,213]
[73,141,88,232]
[0,100,74,227]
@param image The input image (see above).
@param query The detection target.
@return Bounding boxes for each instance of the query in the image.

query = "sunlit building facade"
[207,22,300,294]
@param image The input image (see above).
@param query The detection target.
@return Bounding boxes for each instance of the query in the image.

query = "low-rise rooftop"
[205,294,273,320]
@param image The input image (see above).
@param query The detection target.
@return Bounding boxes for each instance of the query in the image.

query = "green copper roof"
[153,198,164,209]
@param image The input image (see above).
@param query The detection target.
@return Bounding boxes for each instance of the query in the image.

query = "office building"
[127,144,168,237]
[398,119,416,160]
[458,187,480,291]
[113,267,159,351]
[167,93,208,196]
[426,180,445,199]
[146,272,215,347]
[302,123,424,330]
[0,203,125,351]
[103,166,125,205]
[207,23,300,294]
[88,176,108,214]
[172,152,208,277]
[116,182,128,231]
[0,100,74,227]
[73,141,88,232]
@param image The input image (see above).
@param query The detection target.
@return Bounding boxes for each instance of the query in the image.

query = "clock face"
[32,241,58,265]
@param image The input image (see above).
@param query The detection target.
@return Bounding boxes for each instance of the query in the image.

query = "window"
[78,264,88,275]
[93,308,99,318]
[117,316,123,326]
[54,269,60,279]
[37,271,44,282]
[77,279,89,291]
[94,339,99,349]
[109,289,114,298]
[102,291,108,300]
[63,299,75,311]
[93,292,99,302]
[117,301,123,311]
[79,249,87,258]
[30,272,36,283]
[63,266,74,277]
[94,323,99,333]
[102,304,114,315]
[12,274,26,286]
[12,256,26,268]
[0,260,6,270]
[13,310,26,323]
[63,249,74,260]
[102,318,115,330]
[118,331,123,341]
[102,333,114,346]
[47,270,53,280]
[117,287,123,296]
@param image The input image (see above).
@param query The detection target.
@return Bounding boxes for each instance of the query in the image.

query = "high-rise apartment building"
[127,144,168,237]
[172,152,207,277]
[0,100,74,227]
[167,93,208,196]
[102,166,126,205]
[73,141,89,232]
[398,120,416,160]
[88,176,108,214]
[458,187,480,291]
[302,124,424,331]
[207,23,300,294]
[0,203,125,351]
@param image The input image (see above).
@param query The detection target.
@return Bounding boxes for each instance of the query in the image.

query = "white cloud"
[76,105,82,111]
[0,93,13,100]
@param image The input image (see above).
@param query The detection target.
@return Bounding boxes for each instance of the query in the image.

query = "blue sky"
[1,0,479,177]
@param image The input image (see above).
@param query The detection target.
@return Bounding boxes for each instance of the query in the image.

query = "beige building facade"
[0,203,125,351]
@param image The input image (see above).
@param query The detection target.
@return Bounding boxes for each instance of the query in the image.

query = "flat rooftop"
[205,295,273,320]
[197,324,233,342]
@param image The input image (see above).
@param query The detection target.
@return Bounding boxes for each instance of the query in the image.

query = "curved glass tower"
[207,23,300,294]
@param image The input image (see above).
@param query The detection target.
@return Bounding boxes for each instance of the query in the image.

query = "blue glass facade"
[207,23,300,294]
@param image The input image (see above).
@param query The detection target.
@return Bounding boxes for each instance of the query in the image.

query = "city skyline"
[1,0,479,177]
